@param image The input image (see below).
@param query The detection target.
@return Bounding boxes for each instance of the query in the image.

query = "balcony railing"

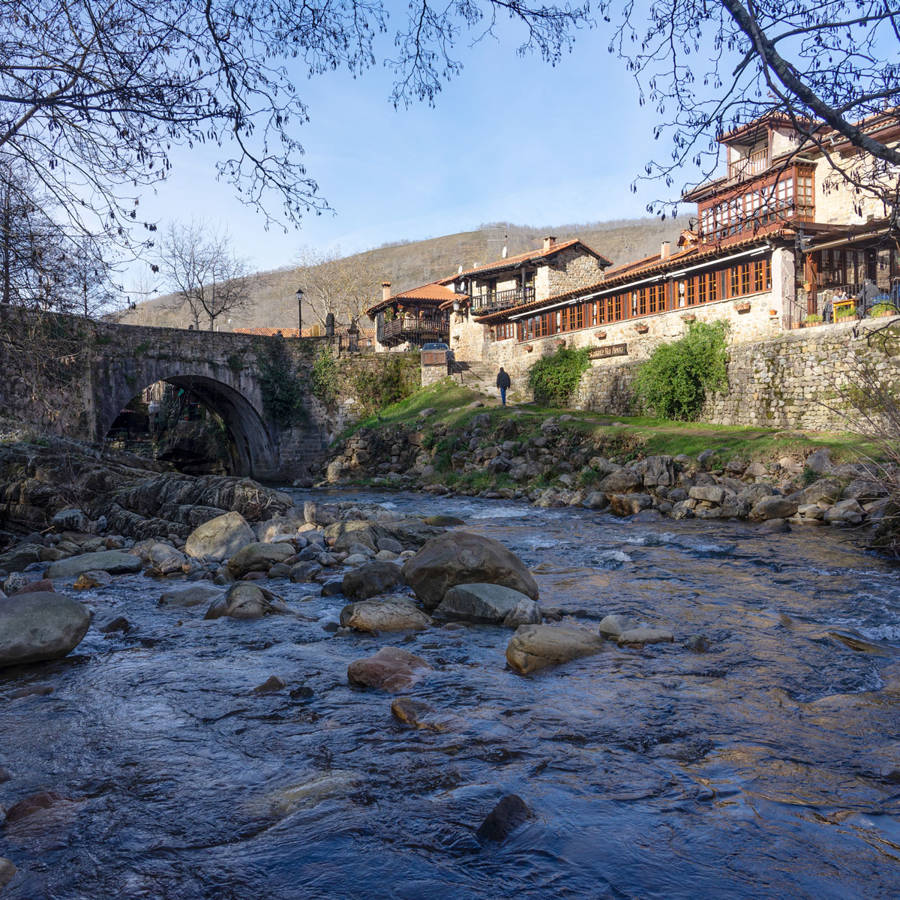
[470,286,535,315]
[728,147,769,181]
[380,314,449,345]
[699,199,814,242]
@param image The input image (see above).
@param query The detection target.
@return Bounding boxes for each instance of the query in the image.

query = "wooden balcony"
[470,286,535,316]
[379,314,449,346]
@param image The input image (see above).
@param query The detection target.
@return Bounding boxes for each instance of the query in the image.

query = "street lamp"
[295,286,304,337]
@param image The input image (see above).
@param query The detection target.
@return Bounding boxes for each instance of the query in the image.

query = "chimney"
[543,235,557,252]
[381,281,391,302]
[660,241,671,260]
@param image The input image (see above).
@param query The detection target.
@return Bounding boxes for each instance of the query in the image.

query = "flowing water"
[2,490,899,898]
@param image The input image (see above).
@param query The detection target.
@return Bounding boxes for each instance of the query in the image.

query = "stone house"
[365,280,459,352]
[459,111,900,388]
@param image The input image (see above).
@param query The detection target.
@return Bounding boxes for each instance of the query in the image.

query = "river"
[1,489,899,898]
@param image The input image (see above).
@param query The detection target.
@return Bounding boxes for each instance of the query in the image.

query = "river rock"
[805,448,833,474]
[798,478,843,505]
[2,789,82,842]
[342,561,403,600]
[824,498,865,526]
[326,520,380,553]
[253,675,286,693]
[227,542,294,577]
[475,794,533,844]
[339,597,431,633]
[607,493,654,517]
[46,549,141,580]
[72,570,112,590]
[435,583,541,627]
[0,592,90,668]
[0,543,43,573]
[205,582,281,620]
[402,532,538,612]
[347,646,431,691]
[599,468,642,493]
[390,697,452,732]
[583,491,609,509]
[688,484,727,505]
[637,455,675,488]
[505,624,605,675]
[0,857,16,889]
[255,515,305,543]
[598,614,634,638]
[159,582,224,608]
[184,511,255,561]
[749,495,799,521]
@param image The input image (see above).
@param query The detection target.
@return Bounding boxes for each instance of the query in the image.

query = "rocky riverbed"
[0,443,898,896]
[324,409,900,552]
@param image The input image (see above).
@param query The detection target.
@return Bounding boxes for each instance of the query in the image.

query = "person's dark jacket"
[496,370,511,389]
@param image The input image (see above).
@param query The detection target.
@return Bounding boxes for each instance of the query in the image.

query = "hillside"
[117,216,691,331]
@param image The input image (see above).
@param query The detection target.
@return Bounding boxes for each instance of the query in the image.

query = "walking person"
[496,366,511,407]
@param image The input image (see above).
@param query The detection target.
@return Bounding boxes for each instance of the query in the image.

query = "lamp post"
[295,286,304,337]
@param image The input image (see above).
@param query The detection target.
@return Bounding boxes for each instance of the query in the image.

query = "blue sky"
[126,18,707,296]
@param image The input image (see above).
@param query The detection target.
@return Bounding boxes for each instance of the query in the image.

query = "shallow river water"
[2,490,900,898]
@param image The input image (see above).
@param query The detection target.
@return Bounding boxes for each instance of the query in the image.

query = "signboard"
[589,343,628,359]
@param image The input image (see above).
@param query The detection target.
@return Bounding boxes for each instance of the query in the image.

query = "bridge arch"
[98,364,278,479]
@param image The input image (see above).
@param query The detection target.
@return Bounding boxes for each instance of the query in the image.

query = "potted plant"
[869,302,898,318]
[681,313,696,323]
[634,322,650,334]
[595,330,607,340]
[735,301,751,313]
[803,313,823,327]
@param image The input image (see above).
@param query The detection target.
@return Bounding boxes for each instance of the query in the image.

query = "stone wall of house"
[813,149,898,225]
[574,318,899,430]
[547,246,605,296]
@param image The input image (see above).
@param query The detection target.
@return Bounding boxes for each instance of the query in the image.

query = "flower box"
[735,301,751,313]
[523,344,533,352]
[681,314,696,324]
[634,323,649,334]
[595,330,607,340]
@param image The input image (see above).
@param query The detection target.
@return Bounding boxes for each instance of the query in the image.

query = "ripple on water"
[1,489,899,898]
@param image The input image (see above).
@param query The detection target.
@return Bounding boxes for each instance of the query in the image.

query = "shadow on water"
[1,489,899,897]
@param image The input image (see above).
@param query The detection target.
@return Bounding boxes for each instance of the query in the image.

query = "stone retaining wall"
[575,319,900,429]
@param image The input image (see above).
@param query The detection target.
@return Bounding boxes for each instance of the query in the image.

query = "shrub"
[527,346,590,407]
[353,356,415,415]
[805,313,823,324]
[870,302,898,317]
[634,320,729,421]
[257,337,305,426]
[835,305,856,320]
[311,345,339,406]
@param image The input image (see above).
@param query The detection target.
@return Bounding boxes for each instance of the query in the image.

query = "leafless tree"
[295,247,377,330]
[603,0,900,217]
[161,222,250,331]
[0,0,589,250]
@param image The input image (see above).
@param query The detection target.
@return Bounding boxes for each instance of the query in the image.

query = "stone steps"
[450,360,498,398]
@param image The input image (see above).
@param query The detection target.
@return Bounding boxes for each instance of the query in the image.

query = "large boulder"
[824,498,865,526]
[749,495,799,521]
[226,542,294,577]
[0,592,90,668]
[46,550,141,580]
[347,647,431,691]
[184,511,255,561]
[159,583,224,608]
[402,532,538,612]
[505,624,605,675]
[0,544,44,573]
[342,561,403,600]
[339,597,431,633]
[204,582,283,620]
[435,583,541,627]
[326,520,380,553]
[599,468,642,494]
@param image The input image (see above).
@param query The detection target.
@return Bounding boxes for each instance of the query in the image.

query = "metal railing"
[470,286,535,315]
[381,315,449,343]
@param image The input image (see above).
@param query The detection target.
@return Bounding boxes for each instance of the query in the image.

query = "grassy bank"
[339,378,878,469]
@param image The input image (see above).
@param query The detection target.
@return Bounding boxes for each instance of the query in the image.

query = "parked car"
[421,342,450,351]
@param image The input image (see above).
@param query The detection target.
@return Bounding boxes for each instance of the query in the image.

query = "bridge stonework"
[0,309,415,481]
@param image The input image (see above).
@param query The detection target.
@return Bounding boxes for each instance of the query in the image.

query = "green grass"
[335,378,880,467]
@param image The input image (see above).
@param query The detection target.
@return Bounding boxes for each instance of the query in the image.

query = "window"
[493,322,515,340]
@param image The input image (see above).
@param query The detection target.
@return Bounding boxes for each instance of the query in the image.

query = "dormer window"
[728,140,769,181]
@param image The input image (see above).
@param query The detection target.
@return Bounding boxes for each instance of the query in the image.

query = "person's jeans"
[500,387,507,406]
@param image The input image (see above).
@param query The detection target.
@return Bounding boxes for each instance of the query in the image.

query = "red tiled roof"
[365,281,460,318]
[437,239,612,284]
[474,225,794,324]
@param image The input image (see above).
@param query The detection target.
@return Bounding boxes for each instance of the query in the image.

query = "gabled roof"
[438,239,611,284]
[365,281,460,318]
[473,224,795,324]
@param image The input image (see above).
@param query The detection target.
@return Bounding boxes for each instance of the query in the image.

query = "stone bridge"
[0,308,418,481]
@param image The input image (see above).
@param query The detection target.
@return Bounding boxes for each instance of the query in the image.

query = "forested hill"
[117,216,691,331]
